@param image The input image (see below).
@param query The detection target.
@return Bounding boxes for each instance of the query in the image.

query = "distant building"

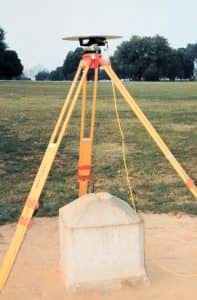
[194,59,197,80]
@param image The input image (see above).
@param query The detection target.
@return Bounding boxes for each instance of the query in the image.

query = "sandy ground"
[1,213,197,300]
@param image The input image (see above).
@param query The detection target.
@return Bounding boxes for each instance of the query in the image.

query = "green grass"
[0,80,196,224]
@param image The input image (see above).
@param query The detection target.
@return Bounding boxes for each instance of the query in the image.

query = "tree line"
[112,35,197,81]
[36,47,84,81]
[36,35,197,81]
[0,26,196,81]
[0,28,23,79]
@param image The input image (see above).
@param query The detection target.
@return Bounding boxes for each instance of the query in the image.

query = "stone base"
[59,192,149,293]
[60,267,150,293]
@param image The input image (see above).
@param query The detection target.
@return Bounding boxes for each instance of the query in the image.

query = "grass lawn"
[0,80,196,224]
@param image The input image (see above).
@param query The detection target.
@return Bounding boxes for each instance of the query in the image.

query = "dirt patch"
[0,213,197,300]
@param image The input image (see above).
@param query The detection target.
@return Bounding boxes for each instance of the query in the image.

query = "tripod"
[0,36,196,292]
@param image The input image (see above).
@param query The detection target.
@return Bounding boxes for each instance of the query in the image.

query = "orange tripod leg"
[78,138,93,196]
[78,68,98,196]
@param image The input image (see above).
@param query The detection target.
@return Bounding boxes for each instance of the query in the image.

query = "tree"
[99,69,110,80]
[185,43,197,79]
[63,47,84,80]
[0,27,23,79]
[35,70,49,81]
[178,48,193,79]
[166,45,196,80]
[49,66,64,81]
[143,64,160,81]
[186,43,197,60]
[0,28,7,52]
[166,49,182,80]
[112,35,171,81]
[112,36,143,79]
[0,50,23,79]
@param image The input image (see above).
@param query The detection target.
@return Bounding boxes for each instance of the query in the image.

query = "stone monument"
[59,192,149,292]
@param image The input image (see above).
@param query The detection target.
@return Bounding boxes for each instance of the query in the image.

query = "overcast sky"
[0,0,197,71]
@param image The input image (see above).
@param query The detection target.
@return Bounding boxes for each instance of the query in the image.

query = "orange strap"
[25,198,39,209]
[19,216,32,227]
[78,165,91,170]
[185,179,195,189]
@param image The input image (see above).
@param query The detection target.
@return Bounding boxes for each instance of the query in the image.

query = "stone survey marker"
[59,192,149,292]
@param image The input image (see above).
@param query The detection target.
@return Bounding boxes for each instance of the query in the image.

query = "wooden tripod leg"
[101,63,197,199]
[0,66,89,292]
[78,68,98,197]
[50,64,82,142]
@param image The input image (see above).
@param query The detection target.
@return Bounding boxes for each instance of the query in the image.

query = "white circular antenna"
[62,35,122,47]
[63,35,122,41]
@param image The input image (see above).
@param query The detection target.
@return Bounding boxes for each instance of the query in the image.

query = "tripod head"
[63,35,122,54]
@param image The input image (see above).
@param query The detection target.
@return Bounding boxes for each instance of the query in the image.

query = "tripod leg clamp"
[77,165,91,181]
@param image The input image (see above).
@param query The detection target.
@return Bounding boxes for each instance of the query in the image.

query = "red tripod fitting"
[80,53,103,69]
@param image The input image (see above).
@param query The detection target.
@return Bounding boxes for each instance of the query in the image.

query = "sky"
[0,0,197,72]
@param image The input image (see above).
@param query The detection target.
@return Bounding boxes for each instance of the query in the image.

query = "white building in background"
[194,59,197,80]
